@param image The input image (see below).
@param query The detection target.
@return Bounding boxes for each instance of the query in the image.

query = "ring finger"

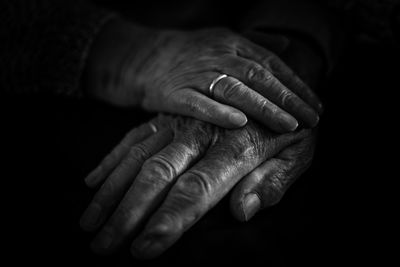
[209,75,298,132]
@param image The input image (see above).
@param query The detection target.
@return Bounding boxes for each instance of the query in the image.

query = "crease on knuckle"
[213,123,263,162]
[127,144,149,164]
[142,156,177,184]
[176,170,212,201]
[278,89,293,107]
[239,127,263,158]
[247,65,271,83]
[222,81,243,100]
[258,98,277,117]
[148,210,182,236]
[181,94,201,114]
[173,118,214,150]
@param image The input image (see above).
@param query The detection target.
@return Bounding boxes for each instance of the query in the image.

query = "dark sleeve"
[325,0,400,44]
[239,0,344,74]
[0,0,116,97]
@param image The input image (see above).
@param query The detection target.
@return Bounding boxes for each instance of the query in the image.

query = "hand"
[80,115,312,258]
[230,129,315,221]
[227,31,319,221]
[243,30,325,89]
[85,19,322,132]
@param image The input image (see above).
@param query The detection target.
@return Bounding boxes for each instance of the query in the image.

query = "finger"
[90,132,211,254]
[230,136,315,222]
[218,55,320,127]
[269,59,323,114]
[212,75,298,133]
[167,88,248,128]
[237,39,323,114]
[230,159,287,222]
[84,122,158,188]
[80,128,173,232]
[130,126,308,259]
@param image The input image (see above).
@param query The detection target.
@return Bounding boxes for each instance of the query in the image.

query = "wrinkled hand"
[86,19,322,132]
[80,115,314,259]
[230,128,315,221]
[225,30,320,221]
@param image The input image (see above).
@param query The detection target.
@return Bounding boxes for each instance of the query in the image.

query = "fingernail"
[80,203,102,229]
[305,109,320,128]
[312,114,320,127]
[317,102,324,114]
[91,228,114,252]
[278,113,298,131]
[229,112,247,127]
[243,193,261,221]
[85,166,101,186]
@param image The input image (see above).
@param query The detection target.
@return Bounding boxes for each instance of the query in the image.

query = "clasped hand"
[80,115,315,259]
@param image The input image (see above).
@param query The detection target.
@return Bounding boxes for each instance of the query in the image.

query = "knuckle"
[259,98,278,117]
[221,80,243,100]
[149,210,181,235]
[142,156,177,184]
[269,57,289,74]
[278,89,294,107]
[127,144,150,163]
[181,94,200,114]
[246,65,271,83]
[238,128,262,157]
[176,170,212,200]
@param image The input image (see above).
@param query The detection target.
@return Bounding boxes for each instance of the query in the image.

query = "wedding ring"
[209,74,228,97]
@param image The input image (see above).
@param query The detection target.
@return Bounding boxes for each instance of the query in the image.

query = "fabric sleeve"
[239,0,344,74]
[0,0,116,97]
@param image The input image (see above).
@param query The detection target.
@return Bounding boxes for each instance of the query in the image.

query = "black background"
[1,1,395,266]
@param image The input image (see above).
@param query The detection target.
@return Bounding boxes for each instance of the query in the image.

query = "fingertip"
[228,112,247,127]
[308,112,320,128]
[313,114,320,127]
[230,191,261,222]
[84,166,102,187]
[317,102,324,115]
[242,193,261,221]
[131,232,168,260]
[277,113,298,132]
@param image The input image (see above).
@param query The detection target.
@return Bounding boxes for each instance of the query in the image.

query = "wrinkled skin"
[80,115,315,259]
[86,19,322,132]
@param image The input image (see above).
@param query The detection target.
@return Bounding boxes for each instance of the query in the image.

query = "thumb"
[229,135,315,222]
